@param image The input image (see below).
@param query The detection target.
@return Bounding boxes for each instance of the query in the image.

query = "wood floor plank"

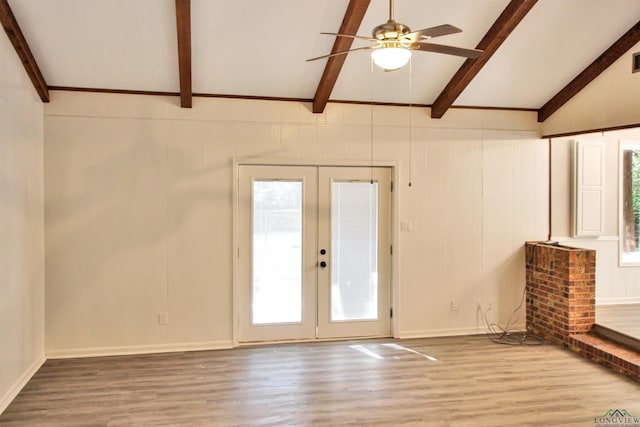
[1,336,639,426]
[597,303,640,339]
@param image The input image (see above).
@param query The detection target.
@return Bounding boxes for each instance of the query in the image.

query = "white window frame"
[619,141,640,266]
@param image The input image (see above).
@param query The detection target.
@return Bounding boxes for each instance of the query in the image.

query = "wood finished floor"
[2,335,640,426]
[597,303,640,340]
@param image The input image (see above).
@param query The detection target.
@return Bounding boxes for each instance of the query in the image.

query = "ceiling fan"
[307,0,483,71]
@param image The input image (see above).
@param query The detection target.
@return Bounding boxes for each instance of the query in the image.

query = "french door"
[238,165,391,343]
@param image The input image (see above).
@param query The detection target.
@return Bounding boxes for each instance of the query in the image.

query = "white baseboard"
[398,322,526,340]
[550,236,620,242]
[597,297,640,305]
[46,340,234,359]
[0,356,46,415]
[398,326,488,339]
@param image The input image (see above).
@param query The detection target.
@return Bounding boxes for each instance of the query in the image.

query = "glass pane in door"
[252,181,302,324]
[331,182,378,321]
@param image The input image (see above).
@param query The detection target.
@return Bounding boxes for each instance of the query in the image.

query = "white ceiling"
[7,0,640,109]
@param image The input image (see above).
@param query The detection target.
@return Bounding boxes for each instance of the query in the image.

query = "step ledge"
[570,333,640,366]
[591,324,640,353]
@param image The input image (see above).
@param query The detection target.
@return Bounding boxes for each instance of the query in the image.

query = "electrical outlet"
[400,220,413,232]
[158,312,169,325]
[450,300,459,311]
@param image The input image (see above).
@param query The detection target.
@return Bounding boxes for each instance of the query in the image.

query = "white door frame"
[232,158,400,346]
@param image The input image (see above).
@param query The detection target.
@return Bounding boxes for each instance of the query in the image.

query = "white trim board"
[398,324,526,340]
[46,340,233,360]
[597,297,640,305]
[0,356,46,415]
[550,236,619,242]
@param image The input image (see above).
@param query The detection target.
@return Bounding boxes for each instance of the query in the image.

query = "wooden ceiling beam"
[538,20,640,123]
[175,0,192,108]
[312,0,370,114]
[0,0,48,102]
[430,0,537,119]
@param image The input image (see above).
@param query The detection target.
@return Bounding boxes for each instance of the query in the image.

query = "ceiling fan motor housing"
[373,19,412,44]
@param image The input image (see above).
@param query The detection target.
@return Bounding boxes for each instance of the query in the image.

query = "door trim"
[232,158,400,347]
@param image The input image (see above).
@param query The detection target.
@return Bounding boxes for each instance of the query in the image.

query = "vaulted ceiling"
[2,0,640,121]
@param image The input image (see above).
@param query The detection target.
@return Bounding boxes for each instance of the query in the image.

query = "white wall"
[541,37,640,306]
[542,40,640,137]
[551,129,640,304]
[0,35,45,412]
[44,91,548,356]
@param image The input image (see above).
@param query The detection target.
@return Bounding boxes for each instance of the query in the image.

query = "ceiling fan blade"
[306,45,375,62]
[411,42,482,59]
[321,32,377,42]
[401,24,462,42]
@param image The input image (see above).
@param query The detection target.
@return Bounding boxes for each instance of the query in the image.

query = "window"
[620,142,640,265]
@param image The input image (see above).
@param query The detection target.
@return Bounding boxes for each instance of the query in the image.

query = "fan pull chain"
[408,56,413,187]
[370,56,374,185]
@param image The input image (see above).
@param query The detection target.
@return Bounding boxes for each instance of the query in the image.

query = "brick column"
[525,242,596,346]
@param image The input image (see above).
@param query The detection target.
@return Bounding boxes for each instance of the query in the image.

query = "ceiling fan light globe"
[371,47,412,71]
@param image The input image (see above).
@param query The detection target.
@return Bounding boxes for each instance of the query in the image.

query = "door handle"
[319,261,327,268]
